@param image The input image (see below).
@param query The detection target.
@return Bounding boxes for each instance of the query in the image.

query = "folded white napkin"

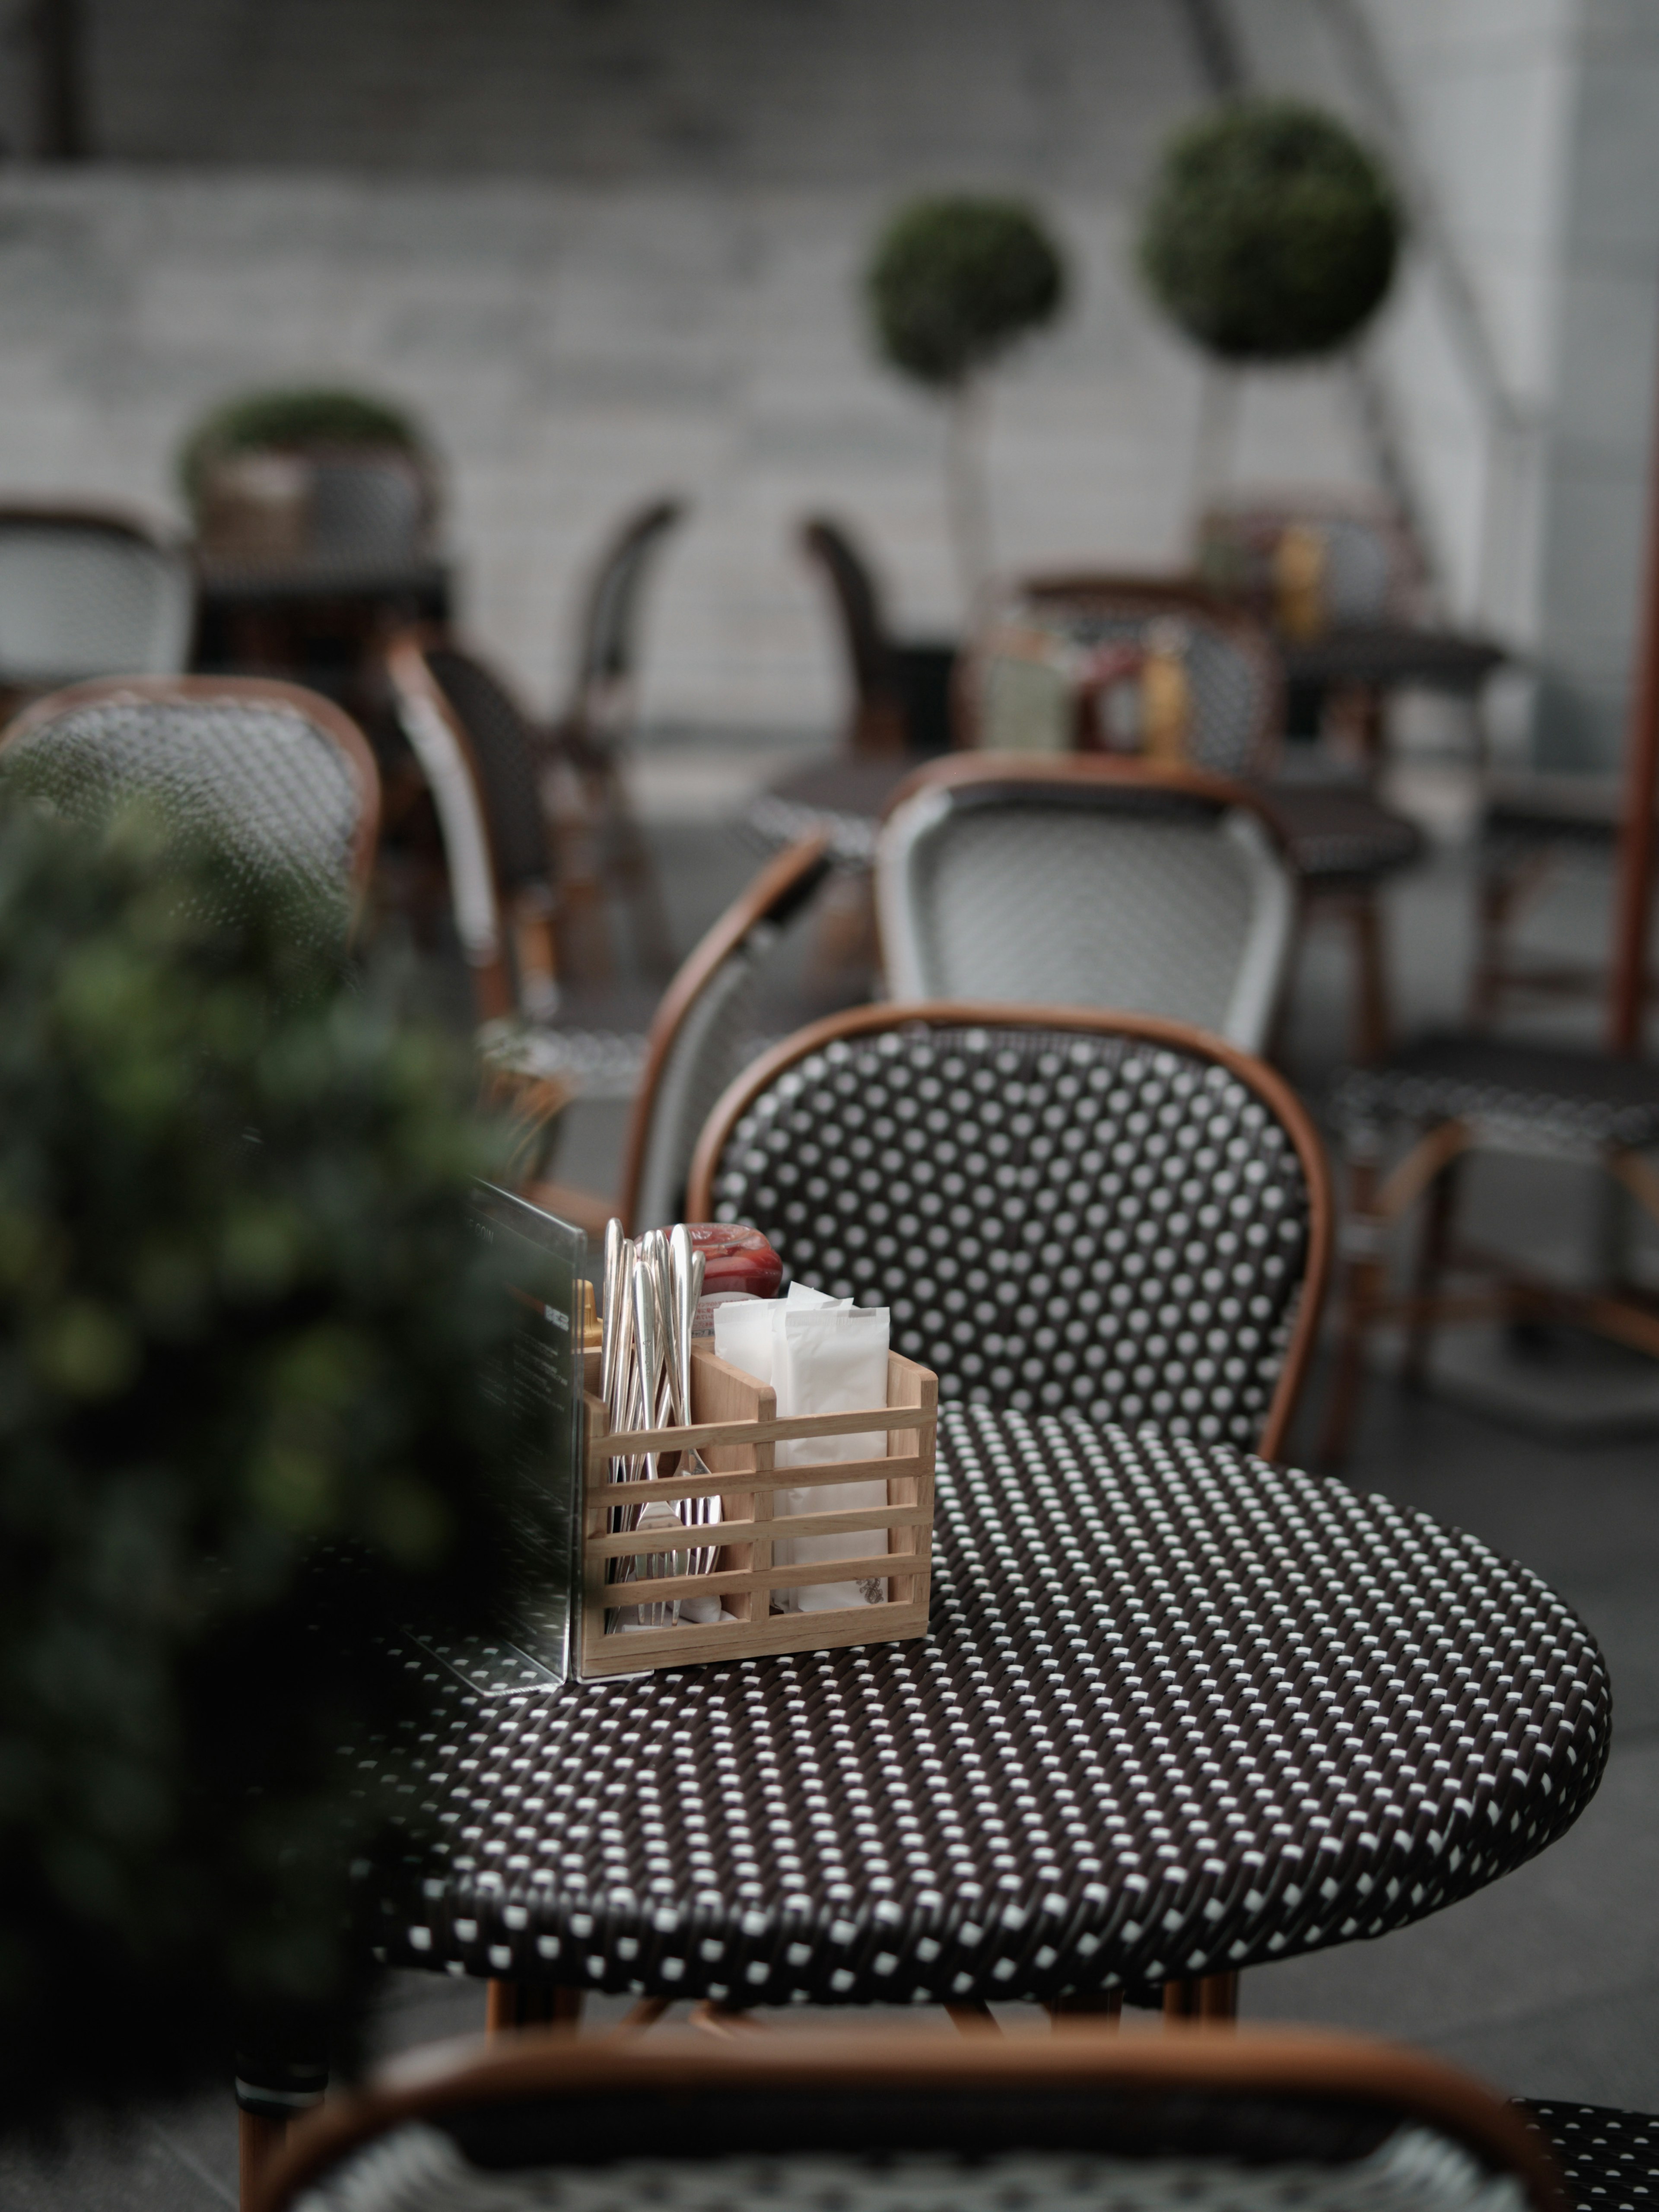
[714,1282,890,1611]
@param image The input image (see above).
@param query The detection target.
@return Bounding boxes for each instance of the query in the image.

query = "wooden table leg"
[485,1979,583,2035]
[1163,1970,1239,2022]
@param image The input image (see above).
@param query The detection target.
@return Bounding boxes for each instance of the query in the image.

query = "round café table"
[356,1407,1608,2012]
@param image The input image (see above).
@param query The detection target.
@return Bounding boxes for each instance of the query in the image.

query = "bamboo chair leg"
[1318,1151,1383,1468]
[239,2112,286,2211]
[486,1980,584,2036]
[612,1996,675,2035]
[1402,1153,1463,1388]
[1350,894,1392,1064]
[1046,1991,1124,2029]
[688,2000,765,2038]
[947,1999,1002,2035]
[1163,1971,1239,2023]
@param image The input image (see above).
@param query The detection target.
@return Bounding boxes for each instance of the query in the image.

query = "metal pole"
[1608,288,1659,1055]
[34,0,86,162]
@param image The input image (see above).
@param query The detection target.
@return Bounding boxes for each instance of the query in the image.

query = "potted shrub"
[1139,98,1403,495]
[0,801,528,2126]
[866,194,1068,597]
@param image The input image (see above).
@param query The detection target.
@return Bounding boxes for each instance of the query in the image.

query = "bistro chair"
[877,754,1297,1054]
[385,631,561,1024]
[0,674,380,927]
[1319,1031,1659,1463]
[0,502,194,713]
[962,577,1422,1057]
[800,513,957,758]
[503,834,832,1237]
[1469,771,1635,1024]
[550,496,684,977]
[690,1002,1330,1462]
[254,2024,1560,2212]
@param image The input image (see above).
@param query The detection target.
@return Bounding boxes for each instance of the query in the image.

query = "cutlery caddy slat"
[578,1341,937,1678]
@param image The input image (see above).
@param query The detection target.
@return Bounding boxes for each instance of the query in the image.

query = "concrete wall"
[1230,0,1659,771]
[0,0,1381,731]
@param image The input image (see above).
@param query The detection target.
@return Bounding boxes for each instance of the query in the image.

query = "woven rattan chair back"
[255,2026,1557,2212]
[622,834,831,1233]
[0,676,379,928]
[1196,498,1421,629]
[0,505,193,693]
[689,1004,1328,1458]
[801,515,898,705]
[877,757,1296,1054]
[385,632,557,1023]
[566,496,685,705]
[962,583,1280,777]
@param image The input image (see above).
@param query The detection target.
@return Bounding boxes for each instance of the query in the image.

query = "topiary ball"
[177,387,426,512]
[0,801,529,2129]
[866,195,1067,391]
[1139,99,1402,363]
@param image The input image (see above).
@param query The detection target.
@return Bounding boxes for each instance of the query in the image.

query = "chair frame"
[0,672,382,897]
[874,752,1300,1055]
[687,1000,1332,1464]
[384,629,557,1025]
[517,834,833,1239]
[0,499,197,697]
[1194,490,1426,629]
[254,2023,1558,2212]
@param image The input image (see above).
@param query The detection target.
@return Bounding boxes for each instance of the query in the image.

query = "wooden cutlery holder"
[578,1342,938,1678]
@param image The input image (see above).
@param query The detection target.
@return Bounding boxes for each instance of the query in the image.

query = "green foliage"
[1139,99,1402,362]
[866,195,1067,391]
[0,804,527,2127]
[177,387,426,510]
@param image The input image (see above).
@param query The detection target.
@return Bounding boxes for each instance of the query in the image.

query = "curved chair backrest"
[690,1003,1329,1458]
[196,444,437,581]
[621,833,832,1231]
[385,632,557,1023]
[0,676,379,925]
[960,582,1281,777]
[257,2025,1556,2212]
[801,514,898,705]
[0,504,194,689]
[877,755,1297,1054]
[566,496,686,699]
[1196,496,1421,629]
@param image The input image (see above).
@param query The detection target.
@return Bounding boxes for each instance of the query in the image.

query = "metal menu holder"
[471,1183,586,1683]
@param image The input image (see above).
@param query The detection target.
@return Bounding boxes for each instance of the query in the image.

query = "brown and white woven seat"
[0,503,194,706]
[255,2029,1560,2212]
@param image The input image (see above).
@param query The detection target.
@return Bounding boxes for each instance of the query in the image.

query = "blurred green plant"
[177,387,426,511]
[865,195,1068,593]
[0,801,527,2128]
[1139,98,1402,363]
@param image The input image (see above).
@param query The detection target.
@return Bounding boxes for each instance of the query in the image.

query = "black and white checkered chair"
[690,1003,1330,1462]
[0,504,194,708]
[254,2026,1560,2212]
[0,674,380,935]
[877,757,1298,1055]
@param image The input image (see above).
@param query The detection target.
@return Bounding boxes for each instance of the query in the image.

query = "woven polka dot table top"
[359,1410,1609,2008]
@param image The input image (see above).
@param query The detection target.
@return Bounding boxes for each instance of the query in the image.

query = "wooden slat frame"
[578,1344,937,1678]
